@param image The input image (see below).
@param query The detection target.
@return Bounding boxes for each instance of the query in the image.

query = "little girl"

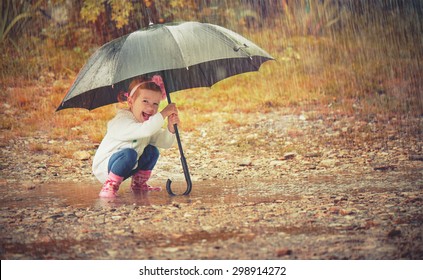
[92,75,179,198]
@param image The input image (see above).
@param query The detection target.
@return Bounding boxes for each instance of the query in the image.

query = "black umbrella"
[57,21,273,195]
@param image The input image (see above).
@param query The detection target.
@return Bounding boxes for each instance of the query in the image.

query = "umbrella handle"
[162,74,192,196]
[166,124,192,196]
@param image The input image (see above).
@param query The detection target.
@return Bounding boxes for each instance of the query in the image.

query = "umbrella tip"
[146,7,154,26]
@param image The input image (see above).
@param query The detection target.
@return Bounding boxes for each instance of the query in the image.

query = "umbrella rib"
[197,62,213,87]
[202,24,250,57]
[88,89,98,110]
[111,34,130,84]
[162,25,189,69]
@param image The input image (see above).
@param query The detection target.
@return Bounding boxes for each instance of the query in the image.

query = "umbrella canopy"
[57,21,273,111]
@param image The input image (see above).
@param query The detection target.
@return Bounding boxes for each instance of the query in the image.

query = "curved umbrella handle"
[162,73,192,196]
[166,178,192,196]
[165,124,193,196]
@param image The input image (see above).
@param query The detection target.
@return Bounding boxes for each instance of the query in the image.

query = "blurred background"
[1,0,422,149]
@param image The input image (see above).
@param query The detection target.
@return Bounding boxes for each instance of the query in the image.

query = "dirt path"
[1,110,422,259]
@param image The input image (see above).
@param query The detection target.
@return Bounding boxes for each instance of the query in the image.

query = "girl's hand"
[160,103,178,119]
[167,113,180,134]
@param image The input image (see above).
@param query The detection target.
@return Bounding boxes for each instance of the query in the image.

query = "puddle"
[0,180,294,209]
[2,170,417,210]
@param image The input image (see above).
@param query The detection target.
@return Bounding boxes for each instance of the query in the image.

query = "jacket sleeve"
[107,110,165,141]
[150,128,176,149]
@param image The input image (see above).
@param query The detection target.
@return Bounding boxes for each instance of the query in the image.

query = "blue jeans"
[107,145,159,180]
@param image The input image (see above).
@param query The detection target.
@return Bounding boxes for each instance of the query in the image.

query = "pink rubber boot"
[131,170,161,192]
[99,172,123,198]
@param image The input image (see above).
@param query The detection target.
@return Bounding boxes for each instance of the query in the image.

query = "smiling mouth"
[142,112,152,121]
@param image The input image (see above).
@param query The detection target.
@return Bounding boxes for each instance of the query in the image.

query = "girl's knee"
[137,145,160,171]
[109,148,138,168]
[121,148,138,163]
[108,148,138,177]
[145,145,160,159]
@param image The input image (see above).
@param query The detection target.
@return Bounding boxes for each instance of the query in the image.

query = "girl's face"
[128,88,162,123]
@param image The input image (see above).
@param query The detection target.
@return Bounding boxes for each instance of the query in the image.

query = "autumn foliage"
[0,0,422,144]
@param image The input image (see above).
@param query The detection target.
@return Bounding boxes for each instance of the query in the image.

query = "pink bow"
[151,75,167,100]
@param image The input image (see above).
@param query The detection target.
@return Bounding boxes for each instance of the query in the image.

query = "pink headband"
[125,75,166,100]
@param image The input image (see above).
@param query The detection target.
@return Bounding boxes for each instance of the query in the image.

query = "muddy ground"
[0,110,422,259]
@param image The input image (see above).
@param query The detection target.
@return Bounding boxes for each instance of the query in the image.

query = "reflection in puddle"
[0,180,291,209]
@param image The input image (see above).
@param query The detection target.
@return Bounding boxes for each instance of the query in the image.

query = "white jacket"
[92,109,175,183]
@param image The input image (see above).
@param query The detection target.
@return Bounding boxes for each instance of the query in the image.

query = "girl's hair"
[117,76,162,102]
[128,77,162,98]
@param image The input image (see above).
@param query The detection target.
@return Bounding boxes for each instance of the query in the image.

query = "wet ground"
[1,169,422,260]
[1,111,422,259]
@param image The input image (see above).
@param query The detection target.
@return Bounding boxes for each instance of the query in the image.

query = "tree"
[1,0,43,46]
[79,1,162,42]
